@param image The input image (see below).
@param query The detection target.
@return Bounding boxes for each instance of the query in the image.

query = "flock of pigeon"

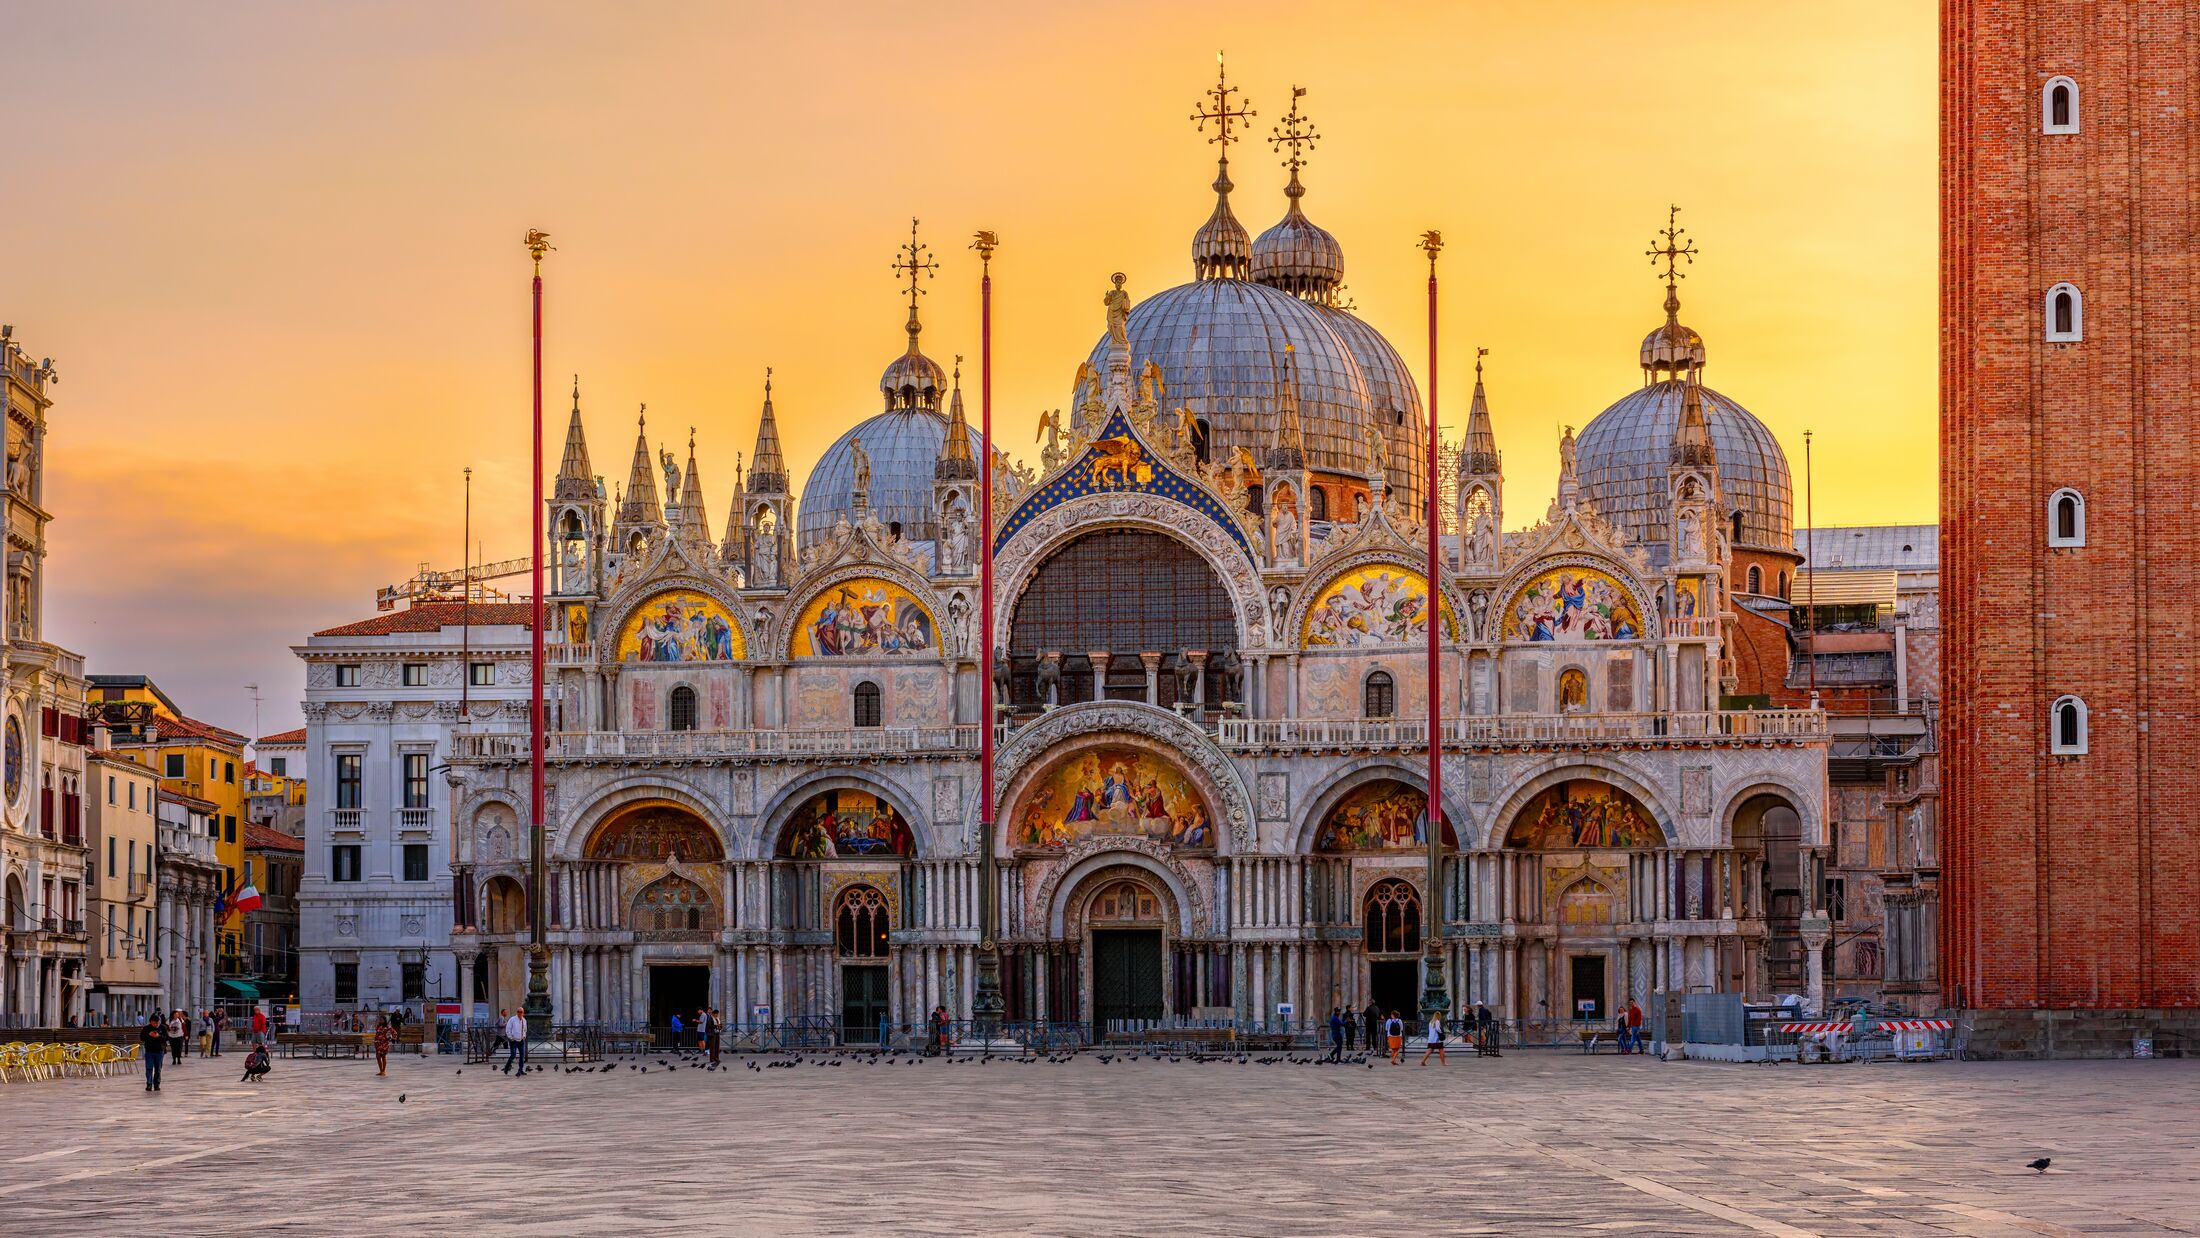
[449,1048,1399,1080]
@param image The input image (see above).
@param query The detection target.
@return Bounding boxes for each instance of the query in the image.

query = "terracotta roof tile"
[257,728,306,746]
[314,601,537,637]
[243,822,305,852]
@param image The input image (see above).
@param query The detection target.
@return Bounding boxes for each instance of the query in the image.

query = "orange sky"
[5,2,1935,733]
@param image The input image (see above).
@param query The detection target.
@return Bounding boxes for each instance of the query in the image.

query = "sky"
[2,1,1935,736]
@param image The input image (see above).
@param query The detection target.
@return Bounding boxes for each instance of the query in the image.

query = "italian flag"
[228,884,262,919]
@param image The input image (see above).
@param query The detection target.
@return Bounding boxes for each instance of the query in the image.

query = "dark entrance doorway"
[1570,955,1607,1022]
[1090,929,1164,1028]
[648,964,710,1046]
[1369,958,1419,1021]
[841,965,889,1043]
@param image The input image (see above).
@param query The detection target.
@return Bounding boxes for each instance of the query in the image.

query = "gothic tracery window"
[835,884,891,958]
[1363,878,1421,955]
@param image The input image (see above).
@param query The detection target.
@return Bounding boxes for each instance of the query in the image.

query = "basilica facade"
[425,101,1829,1038]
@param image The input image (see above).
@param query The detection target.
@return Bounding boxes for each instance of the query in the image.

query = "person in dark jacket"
[1362,1001,1382,1053]
[139,1014,167,1092]
[241,1041,271,1083]
[1327,1008,1346,1062]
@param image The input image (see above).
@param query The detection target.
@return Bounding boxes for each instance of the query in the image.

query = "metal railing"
[1220,709,1827,752]
[451,725,983,762]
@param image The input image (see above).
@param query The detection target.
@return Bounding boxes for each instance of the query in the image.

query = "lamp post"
[522,228,554,1044]
[1419,229,1451,1026]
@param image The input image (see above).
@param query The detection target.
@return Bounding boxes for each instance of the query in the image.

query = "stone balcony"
[1218,709,1827,754]
[450,724,984,765]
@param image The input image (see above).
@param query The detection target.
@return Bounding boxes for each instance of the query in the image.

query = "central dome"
[798,407,979,549]
[1079,278,1397,490]
[1577,380,1793,557]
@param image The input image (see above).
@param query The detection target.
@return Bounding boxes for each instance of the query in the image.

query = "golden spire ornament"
[523,228,553,273]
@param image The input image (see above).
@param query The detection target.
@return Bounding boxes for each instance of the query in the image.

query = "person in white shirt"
[1419,1012,1447,1065]
[502,1008,528,1075]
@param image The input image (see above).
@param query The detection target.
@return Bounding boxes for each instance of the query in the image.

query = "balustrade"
[1219,709,1826,752]
[450,725,982,762]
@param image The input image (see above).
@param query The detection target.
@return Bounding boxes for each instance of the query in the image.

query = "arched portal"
[1361,877,1423,1019]
[575,801,725,1040]
[767,786,916,1044]
[480,874,529,1014]
[1734,793,1806,994]
[1072,871,1169,1030]
[1007,530,1236,709]
[1502,778,1664,1024]
[833,884,894,1042]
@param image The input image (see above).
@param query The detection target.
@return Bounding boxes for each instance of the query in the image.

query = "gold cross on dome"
[1646,204,1698,288]
[1270,85,1318,172]
[892,217,939,311]
[1191,51,1256,148]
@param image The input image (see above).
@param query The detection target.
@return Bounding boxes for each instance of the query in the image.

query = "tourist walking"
[139,1013,167,1092]
[209,1007,227,1057]
[669,1011,684,1050]
[1474,1001,1499,1057]
[166,1009,187,1067]
[374,1014,394,1076]
[1419,1012,1447,1065]
[706,1008,723,1065]
[1362,1001,1382,1056]
[1327,1007,1346,1062]
[251,1005,270,1046]
[240,1041,271,1083]
[1341,1007,1358,1053]
[1625,1000,1645,1055]
[930,1004,951,1056]
[1384,1011,1405,1064]
[502,1008,528,1075]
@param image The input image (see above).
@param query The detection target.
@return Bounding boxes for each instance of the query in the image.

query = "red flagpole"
[523,228,553,1036]
[1420,229,1450,1021]
[972,229,1002,1036]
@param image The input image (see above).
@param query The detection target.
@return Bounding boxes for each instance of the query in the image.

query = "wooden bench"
[276,1032,366,1060]
[1577,1028,1614,1054]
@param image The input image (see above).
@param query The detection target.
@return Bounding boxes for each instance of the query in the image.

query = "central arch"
[1006,529,1237,708]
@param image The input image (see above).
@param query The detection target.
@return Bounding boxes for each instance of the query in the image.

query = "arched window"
[2050,695,2088,755]
[2046,283,2083,342]
[1008,530,1237,707]
[1746,565,1763,594]
[835,884,891,959]
[1192,418,1212,465]
[852,681,882,728]
[1777,570,1790,600]
[1729,510,1745,545]
[667,685,698,732]
[1308,487,1329,522]
[1362,670,1396,718]
[1363,878,1421,955]
[2042,75,2079,133]
[2047,487,2085,547]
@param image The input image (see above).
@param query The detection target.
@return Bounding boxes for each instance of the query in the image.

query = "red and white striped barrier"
[1777,1019,1952,1034]
[1778,1022,1851,1034]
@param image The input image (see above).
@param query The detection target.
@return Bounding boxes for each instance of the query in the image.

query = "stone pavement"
[0,1048,2194,1236]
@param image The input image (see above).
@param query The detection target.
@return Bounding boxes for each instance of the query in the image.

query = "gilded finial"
[970,229,998,275]
[1646,204,1697,321]
[1419,229,1444,273]
[1270,86,1319,196]
[1476,346,1489,377]
[1191,51,1256,155]
[893,217,939,312]
[523,228,554,273]
[638,402,647,428]
[953,354,964,385]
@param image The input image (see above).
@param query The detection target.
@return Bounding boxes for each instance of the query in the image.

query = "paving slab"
[0,1050,2193,1235]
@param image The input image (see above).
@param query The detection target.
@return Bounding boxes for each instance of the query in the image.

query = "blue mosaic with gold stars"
[992,411,1256,564]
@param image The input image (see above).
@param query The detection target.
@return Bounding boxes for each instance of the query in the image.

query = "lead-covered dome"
[1079,277,1385,487]
[1577,380,1793,556]
[798,407,980,550]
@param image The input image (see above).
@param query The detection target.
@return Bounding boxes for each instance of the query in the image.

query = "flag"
[229,884,262,920]
[215,872,235,921]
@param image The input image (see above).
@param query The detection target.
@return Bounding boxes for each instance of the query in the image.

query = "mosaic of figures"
[616,591,744,663]
[1501,567,1644,643]
[633,874,719,933]
[585,804,725,863]
[794,578,936,657]
[1302,565,1458,648]
[1013,747,1214,852]
[778,789,915,859]
[1314,779,1458,852]
[1508,781,1662,850]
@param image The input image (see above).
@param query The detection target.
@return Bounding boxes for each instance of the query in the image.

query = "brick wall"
[1942,0,2199,1009]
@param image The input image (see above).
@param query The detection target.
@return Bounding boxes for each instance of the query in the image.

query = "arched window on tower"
[667,686,698,732]
[835,884,891,959]
[1363,878,1421,955]
[2042,75,2079,134]
[1746,565,1763,595]
[2048,488,2086,547]
[1777,570,1790,600]
[1363,670,1395,719]
[2046,283,2083,342]
[1308,487,1328,522]
[2050,695,2088,755]
[1729,510,1745,547]
[852,681,882,728]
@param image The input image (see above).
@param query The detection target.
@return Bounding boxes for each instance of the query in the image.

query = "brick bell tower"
[1942,1,2200,1043]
